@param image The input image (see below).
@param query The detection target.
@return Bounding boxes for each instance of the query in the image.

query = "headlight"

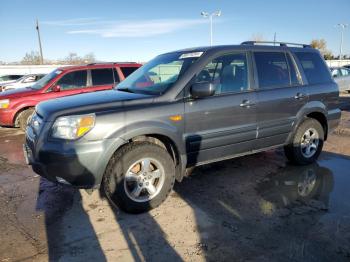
[51,114,95,140]
[0,99,10,109]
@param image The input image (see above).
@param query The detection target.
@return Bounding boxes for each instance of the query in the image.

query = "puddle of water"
[257,151,350,217]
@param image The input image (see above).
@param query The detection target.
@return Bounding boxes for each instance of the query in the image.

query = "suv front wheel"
[103,142,175,213]
[284,118,324,165]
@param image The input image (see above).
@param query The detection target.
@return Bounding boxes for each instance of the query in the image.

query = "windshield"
[117,51,202,95]
[31,70,62,90]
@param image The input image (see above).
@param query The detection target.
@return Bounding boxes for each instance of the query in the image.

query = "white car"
[1,74,45,91]
[0,74,24,87]
[330,67,350,93]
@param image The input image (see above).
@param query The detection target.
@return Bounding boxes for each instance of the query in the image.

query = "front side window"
[117,52,200,95]
[32,70,62,90]
[91,68,114,86]
[195,53,249,94]
[332,69,341,78]
[56,70,87,90]
[35,75,45,81]
[23,76,36,83]
[254,52,290,89]
[294,52,332,85]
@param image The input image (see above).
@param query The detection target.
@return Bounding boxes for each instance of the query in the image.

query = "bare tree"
[310,39,333,60]
[60,52,96,64]
[83,52,96,64]
[21,51,42,65]
[250,33,265,42]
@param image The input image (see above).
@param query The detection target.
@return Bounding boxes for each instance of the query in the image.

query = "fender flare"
[286,101,327,144]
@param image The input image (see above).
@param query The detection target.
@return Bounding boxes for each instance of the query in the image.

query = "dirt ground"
[1,97,350,262]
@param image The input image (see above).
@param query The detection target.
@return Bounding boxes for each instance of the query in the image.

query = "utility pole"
[201,11,221,46]
[36,19,44,64]
[336,23,348,61]
[273,32,277,46]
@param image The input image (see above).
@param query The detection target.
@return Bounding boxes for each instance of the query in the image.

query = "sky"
[0,0,349,63]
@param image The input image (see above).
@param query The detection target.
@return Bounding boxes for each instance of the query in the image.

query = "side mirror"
[190,82,215,99]
[52,85,61,92]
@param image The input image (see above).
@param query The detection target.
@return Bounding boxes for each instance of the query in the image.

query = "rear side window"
[57,70,87,90]
[294,52,332,85]
[254,52,290,88]
[120,67,138,78]
[91,68,114,86]
[341,68,350,76]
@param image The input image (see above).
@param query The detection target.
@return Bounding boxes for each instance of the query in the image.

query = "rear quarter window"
[294,52,332,85]
[120,67,138,78]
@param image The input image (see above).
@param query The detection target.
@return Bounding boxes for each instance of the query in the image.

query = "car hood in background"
[0,87,39,97]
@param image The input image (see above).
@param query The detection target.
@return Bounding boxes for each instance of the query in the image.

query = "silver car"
[330,67,350,93]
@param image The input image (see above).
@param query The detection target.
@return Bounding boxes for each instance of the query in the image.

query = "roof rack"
[86,62,138,66]
[241,41,311,48]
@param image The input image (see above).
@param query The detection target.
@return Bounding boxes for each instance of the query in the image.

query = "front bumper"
[24,123,125,188]
[0,108,16,126]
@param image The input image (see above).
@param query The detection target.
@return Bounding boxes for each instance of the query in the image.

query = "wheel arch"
[288,106,328,144]
[126,133,186,182]
[13,106,35,127]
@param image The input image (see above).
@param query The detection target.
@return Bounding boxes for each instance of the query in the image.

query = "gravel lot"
[0,96,350,262]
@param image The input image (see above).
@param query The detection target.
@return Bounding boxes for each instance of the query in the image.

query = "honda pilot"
[24,42,340,213]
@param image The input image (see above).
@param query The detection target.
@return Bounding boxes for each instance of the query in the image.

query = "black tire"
[103,142,175,214]
[18,108,34,131]
[284,118,324,165]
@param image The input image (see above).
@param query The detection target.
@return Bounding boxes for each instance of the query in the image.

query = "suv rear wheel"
[284,118,324,165]
[103,142,175,213]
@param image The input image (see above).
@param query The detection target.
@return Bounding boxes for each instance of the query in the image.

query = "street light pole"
[36,18,44,64]
[336,23,348,61]
[201,10,221,46]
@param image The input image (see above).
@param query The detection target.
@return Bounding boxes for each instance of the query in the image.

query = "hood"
[36,89,155,121]
[0,87,39,98]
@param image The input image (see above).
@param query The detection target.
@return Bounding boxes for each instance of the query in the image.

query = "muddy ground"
[1,96,350,262]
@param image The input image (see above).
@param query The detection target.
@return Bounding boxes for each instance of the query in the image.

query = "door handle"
[240,99,255,108]
[294,93,306,100]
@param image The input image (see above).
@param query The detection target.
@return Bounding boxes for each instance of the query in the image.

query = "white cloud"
[42,17,104,26]
[66,19,207,38]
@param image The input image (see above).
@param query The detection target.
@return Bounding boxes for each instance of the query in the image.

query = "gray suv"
[24,41,341,213]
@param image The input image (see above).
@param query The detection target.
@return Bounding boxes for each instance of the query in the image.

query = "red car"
[0,62,141,129]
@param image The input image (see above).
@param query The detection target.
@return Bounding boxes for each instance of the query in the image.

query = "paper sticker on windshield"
[179,52,203,59]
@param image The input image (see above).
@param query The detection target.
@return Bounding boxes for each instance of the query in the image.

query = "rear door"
[253,51,308,150]
[87,68,116,92]
[184,52,257,165]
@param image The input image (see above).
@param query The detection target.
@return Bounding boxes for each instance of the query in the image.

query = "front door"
[43,69,89,100]
[184,52,257,165]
